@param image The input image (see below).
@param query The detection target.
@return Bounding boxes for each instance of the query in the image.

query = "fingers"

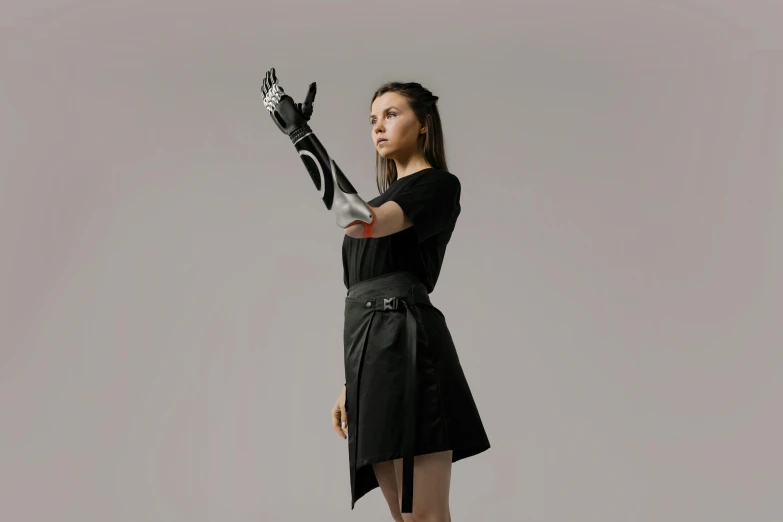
[299,82,317,120]
[303,82,317,105]
[332,405,348,439]
[262,69,270,95]
[333,404,347,439]
[261,67,278,96]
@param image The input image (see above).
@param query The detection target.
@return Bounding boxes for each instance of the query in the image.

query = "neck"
[394,155,432,179]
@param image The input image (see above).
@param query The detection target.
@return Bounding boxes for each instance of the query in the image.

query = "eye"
[370,112,396,125]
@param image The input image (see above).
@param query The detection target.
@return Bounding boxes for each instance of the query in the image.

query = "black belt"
[346,272,427,514]
[360,294,417,513]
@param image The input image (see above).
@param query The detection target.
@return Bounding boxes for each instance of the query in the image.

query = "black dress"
[341,167,491,513]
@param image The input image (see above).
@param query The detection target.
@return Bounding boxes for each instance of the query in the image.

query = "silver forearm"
[290,125,374,229]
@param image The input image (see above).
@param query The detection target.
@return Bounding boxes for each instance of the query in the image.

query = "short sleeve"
[390,171,461,243]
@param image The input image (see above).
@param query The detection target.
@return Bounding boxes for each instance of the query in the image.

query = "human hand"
[331,385,348,439]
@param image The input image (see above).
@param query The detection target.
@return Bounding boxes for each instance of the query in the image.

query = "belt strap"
[399,298,417,513]
[356,291,418,513]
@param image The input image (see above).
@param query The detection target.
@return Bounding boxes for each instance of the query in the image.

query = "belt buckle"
[383,297,398,311]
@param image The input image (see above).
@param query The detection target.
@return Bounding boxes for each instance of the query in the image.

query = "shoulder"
[419,169,460,188]
[428,168,458,180]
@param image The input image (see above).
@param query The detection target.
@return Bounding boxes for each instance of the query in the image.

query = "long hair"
[371,82,448,194]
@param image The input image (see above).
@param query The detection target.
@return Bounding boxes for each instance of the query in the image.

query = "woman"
[261,69,490,521]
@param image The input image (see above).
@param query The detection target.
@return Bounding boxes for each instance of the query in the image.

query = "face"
[370,91,426,160]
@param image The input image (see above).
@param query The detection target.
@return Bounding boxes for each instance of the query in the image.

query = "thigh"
[393,450,453,517]
[372,460,403,522]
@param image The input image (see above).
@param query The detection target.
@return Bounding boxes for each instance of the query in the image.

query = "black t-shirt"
[342,167,461,294]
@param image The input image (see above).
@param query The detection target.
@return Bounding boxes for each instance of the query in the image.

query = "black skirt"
[343,271,490,513]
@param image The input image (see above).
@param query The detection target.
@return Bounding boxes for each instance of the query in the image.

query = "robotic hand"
[261,67,377,236]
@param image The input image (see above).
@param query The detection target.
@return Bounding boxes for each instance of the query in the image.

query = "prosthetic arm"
[261,67,377,237]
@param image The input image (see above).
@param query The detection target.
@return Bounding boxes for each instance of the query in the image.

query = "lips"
[377,138,388,145]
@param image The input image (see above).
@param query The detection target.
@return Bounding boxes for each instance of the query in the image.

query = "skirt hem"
[350,441,491,509]
[358,440,491,469]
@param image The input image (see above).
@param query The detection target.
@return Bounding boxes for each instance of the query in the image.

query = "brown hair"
[370,82,448,193]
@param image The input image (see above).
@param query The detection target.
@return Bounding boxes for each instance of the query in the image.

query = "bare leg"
[393,450,453,522]
[373,460,404,522]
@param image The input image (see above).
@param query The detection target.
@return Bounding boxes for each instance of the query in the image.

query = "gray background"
[1,1,781,521]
